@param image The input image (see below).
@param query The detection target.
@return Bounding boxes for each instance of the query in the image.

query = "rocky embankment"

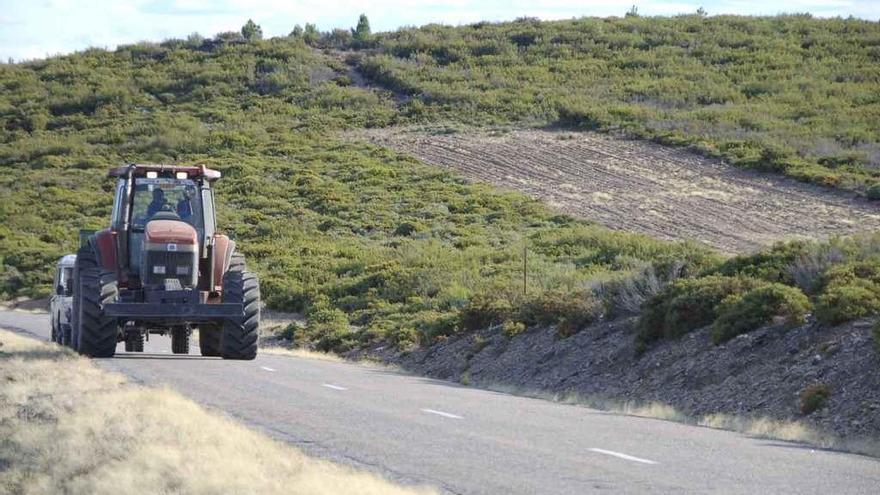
[351,317,880,441]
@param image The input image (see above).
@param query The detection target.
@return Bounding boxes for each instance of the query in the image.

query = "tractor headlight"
[153,265,166,275]
[176,266,190,275]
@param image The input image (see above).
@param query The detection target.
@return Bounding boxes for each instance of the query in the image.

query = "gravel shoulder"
[352,127,880,253]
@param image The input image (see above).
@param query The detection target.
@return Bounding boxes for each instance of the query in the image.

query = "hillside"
[1,15,880,363]
[354,14,880,194]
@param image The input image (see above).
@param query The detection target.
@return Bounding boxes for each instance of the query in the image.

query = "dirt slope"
[354,128,880,253]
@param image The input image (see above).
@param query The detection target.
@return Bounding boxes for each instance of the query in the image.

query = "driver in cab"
[146,188,167,217]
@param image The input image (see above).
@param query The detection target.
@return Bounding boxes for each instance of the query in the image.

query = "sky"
[1,0,878,61]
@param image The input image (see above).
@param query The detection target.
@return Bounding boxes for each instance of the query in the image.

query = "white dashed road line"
[260,366,276,372]
[421,408,464,419]
[588,448,658,465]
[322,384,348,391]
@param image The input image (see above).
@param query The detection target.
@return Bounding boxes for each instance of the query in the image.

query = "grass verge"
[0,329,435,495]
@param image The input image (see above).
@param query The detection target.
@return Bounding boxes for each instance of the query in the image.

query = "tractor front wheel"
[74,268,119,358]
[220,270,260,360]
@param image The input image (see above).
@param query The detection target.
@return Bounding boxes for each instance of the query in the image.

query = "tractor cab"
[107,165,219,291]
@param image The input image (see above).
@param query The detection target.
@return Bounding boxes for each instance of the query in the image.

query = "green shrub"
[711,283,811,344]
[866,183,880,201]
[279,323,297,341]
[813,261,880,325]
[520,290,602,338]
[388,326,418,350]
[814,282,880,325]
[799,383,831,415]
[636,275,760,347]
[708,241,811,285]
[818,261,880,291]
[502,319,526,338]
[304,296,354,352]
[459,292,516,332]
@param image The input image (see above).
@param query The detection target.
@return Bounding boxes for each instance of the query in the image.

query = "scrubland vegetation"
[0,329,433,494]
[1,14,879,355]
[635,234,880,352]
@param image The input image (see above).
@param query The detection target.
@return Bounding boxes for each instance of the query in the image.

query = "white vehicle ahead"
[50,254,76,345]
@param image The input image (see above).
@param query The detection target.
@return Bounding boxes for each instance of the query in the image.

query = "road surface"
[2,309,879,494]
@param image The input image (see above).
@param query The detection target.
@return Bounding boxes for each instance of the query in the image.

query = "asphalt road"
[3,309,879,494]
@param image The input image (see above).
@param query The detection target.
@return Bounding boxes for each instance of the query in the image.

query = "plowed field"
[354,128,880,252]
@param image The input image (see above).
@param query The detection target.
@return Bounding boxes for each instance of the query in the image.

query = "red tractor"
[71,164,260,359]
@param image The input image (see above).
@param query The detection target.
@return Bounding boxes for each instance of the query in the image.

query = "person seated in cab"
[146,188,167,217]
[177,186,196,222]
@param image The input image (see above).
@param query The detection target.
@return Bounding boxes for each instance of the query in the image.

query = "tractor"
[71,164,260,359]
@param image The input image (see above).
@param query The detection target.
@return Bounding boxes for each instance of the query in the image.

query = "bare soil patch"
[353,127,880,253]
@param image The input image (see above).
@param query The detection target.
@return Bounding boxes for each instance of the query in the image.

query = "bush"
[502,319,526,338]
[787,243,845,293]
[711,283,811,344]
[709,241,811,285]
[459,292,516,332]
[279,323,297,341]
[595,261,684,315]
[813,261,880,325]
[799,383,831,415]
[304,296,354,352]
[636,275,760,347]
[818,261,880,291]
[519,290,602,338]
[814,282,880,325]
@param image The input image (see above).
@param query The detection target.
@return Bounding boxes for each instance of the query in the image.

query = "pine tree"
[352,14,371,42]
[241,19,263,41]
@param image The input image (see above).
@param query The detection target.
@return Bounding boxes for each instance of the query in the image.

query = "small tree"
[290,24,304,38]
[696,6,708,17]
[625,5,639,18]
[186,32,204,48]
[352,14,371,43]
[303,23,320,46]
[241,19,263,41]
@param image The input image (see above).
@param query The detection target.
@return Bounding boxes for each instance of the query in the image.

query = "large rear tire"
[198,325,221,357]
[75,268,118,358]
[220,269,259,360]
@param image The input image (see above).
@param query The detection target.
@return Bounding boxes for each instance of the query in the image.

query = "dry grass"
[0,329,436,495]
[261,346,346,363]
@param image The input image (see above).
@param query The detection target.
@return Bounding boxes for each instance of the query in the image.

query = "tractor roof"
[108,164,221,181]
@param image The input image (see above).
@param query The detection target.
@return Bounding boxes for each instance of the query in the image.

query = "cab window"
[130,178,204,233]
[110,179,126,230]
